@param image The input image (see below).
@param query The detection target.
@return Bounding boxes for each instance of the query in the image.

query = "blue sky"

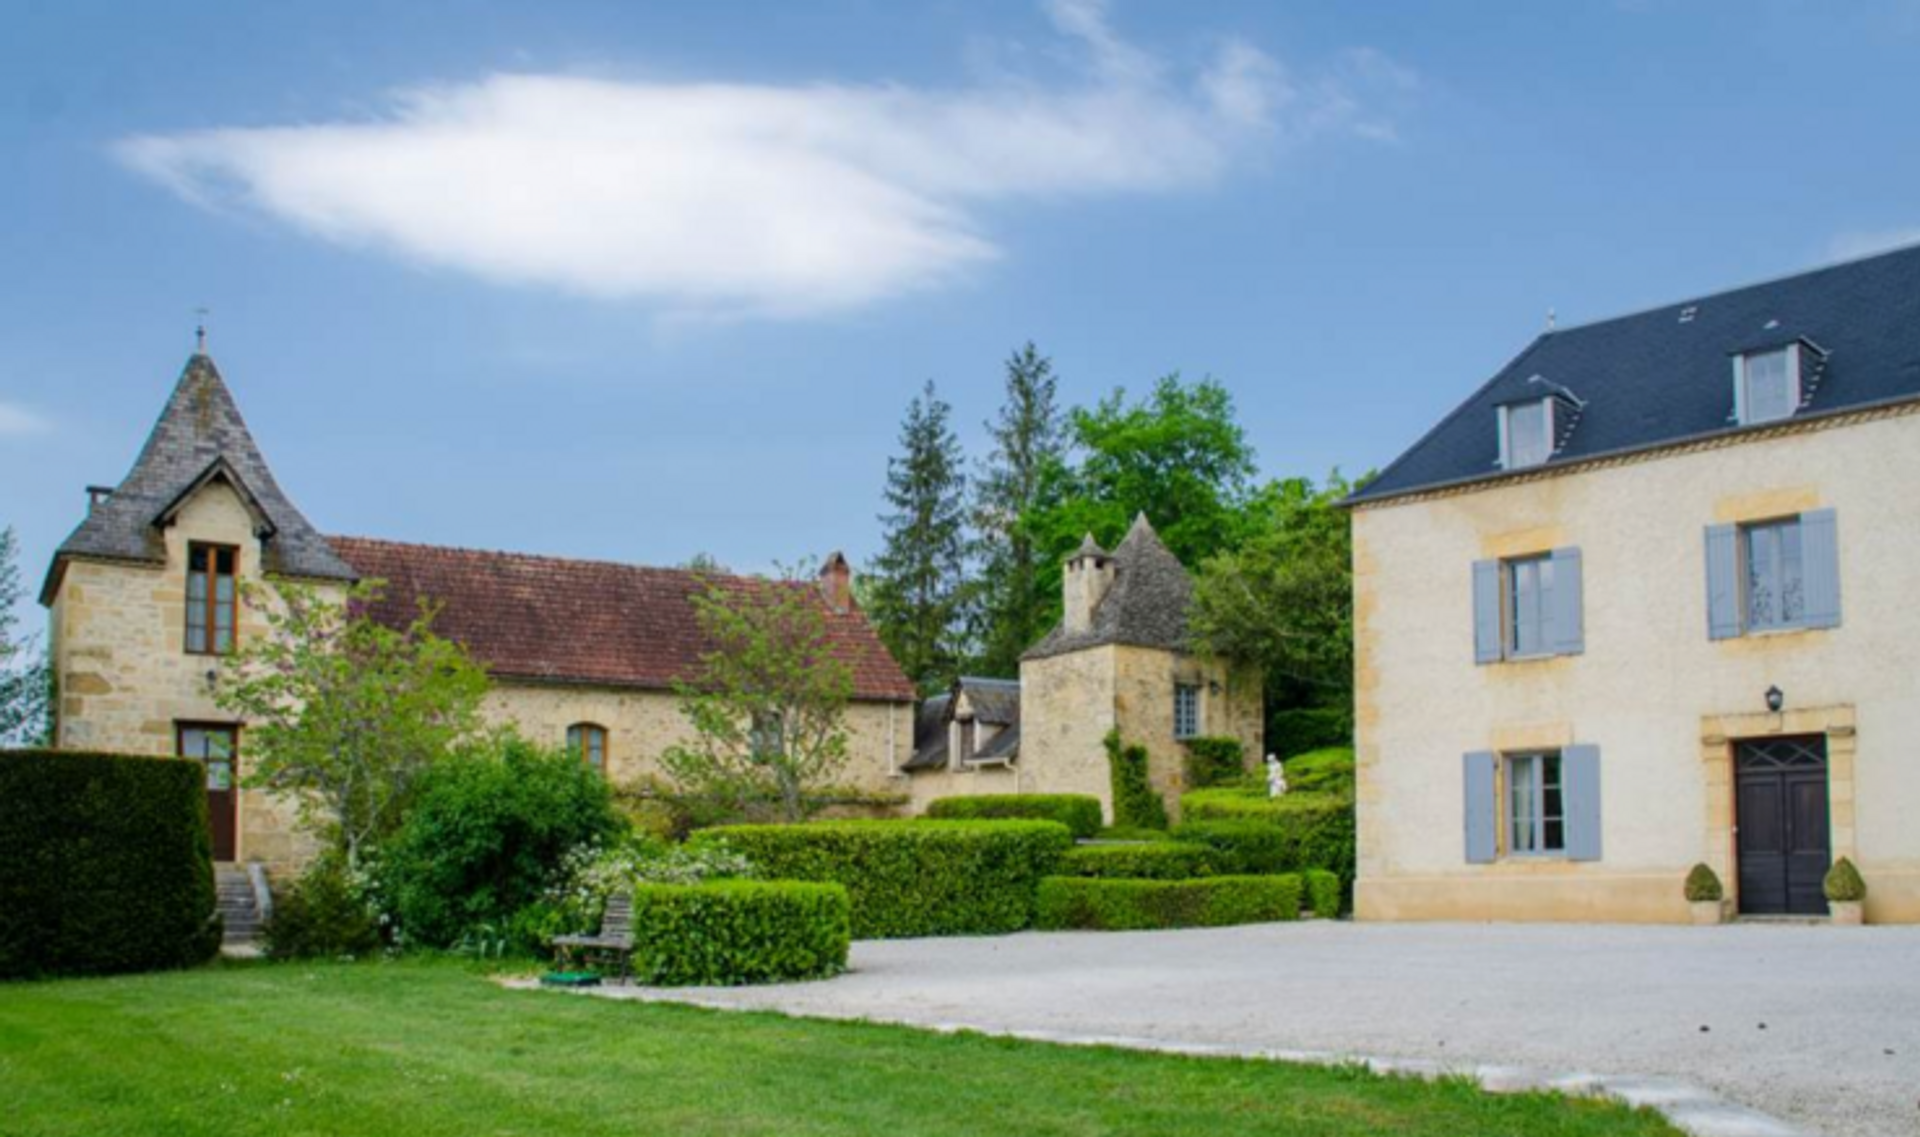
[4,0,1919,627]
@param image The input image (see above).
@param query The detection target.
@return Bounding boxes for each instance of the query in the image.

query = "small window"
[1173,684,1202,740]
[750,711,784,760]
[186,543,238,655]
[1507,752,1566,856]
[1500,398,1553,470]
[1506,555,1556,658]
[178,724,238,790]
[1737,346,1799,425]
[1743,517,1806,630]
[566,724,608,774]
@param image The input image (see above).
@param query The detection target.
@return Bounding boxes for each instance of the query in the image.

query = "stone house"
[902,517,1266,822]
[1348,244,1920,924]
[41,352,916,872]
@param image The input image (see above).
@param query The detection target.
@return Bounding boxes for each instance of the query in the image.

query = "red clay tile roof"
[327,537,915,703]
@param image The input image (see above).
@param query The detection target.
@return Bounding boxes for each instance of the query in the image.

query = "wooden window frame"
[176,722,241,780]
[1504,751,1567,857]
[185,542,240,656]
[566,723,609,775]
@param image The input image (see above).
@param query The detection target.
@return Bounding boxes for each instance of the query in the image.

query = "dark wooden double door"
[1735,736,1831,916]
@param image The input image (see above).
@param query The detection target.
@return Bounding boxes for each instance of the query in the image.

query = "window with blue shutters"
[1465,745,1602,863]
[1706,509,1840,639]
[1473,547,1584,664]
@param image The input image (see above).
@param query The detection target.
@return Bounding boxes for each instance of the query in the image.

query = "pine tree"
[867,380,971,692]
[973,342,1066,675]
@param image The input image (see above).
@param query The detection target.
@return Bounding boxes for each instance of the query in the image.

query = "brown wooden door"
[179,725,239,861]
[1735,736,1830,916]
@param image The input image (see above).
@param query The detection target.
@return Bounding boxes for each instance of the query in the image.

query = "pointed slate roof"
[1022,514,1193,661]
[41,353,355,603]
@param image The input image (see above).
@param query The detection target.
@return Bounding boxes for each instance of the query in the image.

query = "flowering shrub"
[523,836,758,950]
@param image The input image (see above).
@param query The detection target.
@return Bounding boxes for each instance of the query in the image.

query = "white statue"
[1265,754,1288,799]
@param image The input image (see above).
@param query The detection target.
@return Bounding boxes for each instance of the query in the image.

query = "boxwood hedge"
[628,880,850,986]
[1036,874,1303,931]
[1303,869,1341,918]
[1060,842,1216,880]
[924,794,1102,840]
[0,749,221,979]
[690,820,1072,939]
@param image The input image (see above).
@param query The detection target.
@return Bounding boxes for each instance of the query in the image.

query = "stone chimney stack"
[819,551,853,614]
[1061,534,1114,633]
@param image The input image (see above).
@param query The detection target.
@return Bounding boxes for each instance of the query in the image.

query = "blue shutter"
[1549,546,1585,656]
[1463,751,1498,864]
[1473,560,1503,664]
[1800,509,1842,629]
[1704,524,1741,640]
[1563,744,1603,862]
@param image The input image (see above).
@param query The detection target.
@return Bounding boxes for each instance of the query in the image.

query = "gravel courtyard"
[627,921,1919,1137]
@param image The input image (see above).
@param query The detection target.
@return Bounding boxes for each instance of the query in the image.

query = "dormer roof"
[1348,242,1920,506]
[1023,514,1193,661]
[40,352,355,603]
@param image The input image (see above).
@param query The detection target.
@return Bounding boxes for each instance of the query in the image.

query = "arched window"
[566,723,608,774]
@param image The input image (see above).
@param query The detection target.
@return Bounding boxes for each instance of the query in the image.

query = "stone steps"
[216,868,265,947]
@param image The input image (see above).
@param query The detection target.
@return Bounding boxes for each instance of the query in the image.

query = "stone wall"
[50,481,328,871]
[1354,407,1920,924]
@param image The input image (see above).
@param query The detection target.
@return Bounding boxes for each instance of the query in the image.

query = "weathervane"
[194,306,210,353]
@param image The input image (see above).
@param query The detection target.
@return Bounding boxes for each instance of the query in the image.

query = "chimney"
[819,551,853,613]
[86,485,115,515]
[1061,534,1114,633]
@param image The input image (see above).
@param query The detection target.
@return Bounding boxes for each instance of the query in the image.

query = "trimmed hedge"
[690,820,1072,939]
[1174,809,1355,895]
[1303,869,1341,918]
[1268,706,1351,761]
[925,794,1103,840]
[1285,748,1356,796]
[1036,874,1302,931]
[0,750,221,979]
[1182,737,1246,790]
[628,880,850,986]
[1061,842,1216,881]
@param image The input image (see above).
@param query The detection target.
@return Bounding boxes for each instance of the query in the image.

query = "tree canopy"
[0,527,51,747]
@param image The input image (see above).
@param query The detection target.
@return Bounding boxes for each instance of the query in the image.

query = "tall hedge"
[0,750,221,979]
[1182,737,1246,790]
[628,881,850,986]
[1036,874,1303,931]
[690,820,1072,938]
[924,794,1102,839]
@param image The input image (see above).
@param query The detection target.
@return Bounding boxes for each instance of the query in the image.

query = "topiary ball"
[1824,856,1867,903]
[1683,862,1724,903]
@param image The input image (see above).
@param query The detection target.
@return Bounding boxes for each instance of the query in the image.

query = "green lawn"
[0,960,1679,1137]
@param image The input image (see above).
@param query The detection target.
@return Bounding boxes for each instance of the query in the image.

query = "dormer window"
[1735,344,1801,425]
[1499,398,1554,470]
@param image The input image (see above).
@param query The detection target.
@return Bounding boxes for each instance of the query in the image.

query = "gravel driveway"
[625,922,1919,1137]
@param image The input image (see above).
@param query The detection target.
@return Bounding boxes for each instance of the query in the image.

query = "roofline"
[487,669,916,704]
[1521,238,1920,341]
[1343,390,1920,511]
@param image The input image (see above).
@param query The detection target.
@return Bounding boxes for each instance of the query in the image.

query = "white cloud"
[1826,227,1920,262]
[0,403,49,436]
[117,3,1410,318]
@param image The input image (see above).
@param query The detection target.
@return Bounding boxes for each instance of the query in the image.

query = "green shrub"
[1061,842,1216,880]
[925,794,1102,840]
[691,820,1071,938]
[1683,863,1723,903]
[0,750,220,979]
[263,861,384,960]
[1036,875,1302,931]
[1284,747,1356,796]
[1174,809,1354,899]
[1303,869,1341,918]
[1104,729,1167,831]
[1096,825,1176,843]
[1182,737,1246,790]
[1267,706,1351,760]
[628,881,850,985]
[385,736,627,948]
[1824,857,1866,903]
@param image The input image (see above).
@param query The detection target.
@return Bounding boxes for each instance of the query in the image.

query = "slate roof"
[1023,514,1193,661]
[41,353,355,602]
[1348,243,1920,505]
[903,676,1024,771]
[330,537,916,703]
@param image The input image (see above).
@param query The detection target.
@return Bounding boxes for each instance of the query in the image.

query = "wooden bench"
[551,893,634,980]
